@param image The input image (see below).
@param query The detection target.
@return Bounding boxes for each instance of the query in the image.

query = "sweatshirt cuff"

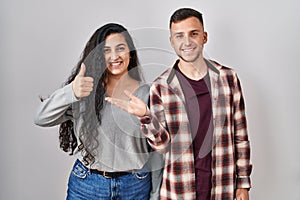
[64,84,80,103]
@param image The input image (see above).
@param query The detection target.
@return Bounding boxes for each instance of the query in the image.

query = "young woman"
[34,23,160,199]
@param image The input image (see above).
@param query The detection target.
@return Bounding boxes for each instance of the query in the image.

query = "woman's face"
[103,33,130,77]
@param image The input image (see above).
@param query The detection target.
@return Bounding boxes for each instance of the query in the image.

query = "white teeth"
[111,62,122,66]
[183,48,194,52]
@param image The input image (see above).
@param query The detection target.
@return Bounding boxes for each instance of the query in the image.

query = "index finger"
[105,97,128,111]
[83,77,94,83]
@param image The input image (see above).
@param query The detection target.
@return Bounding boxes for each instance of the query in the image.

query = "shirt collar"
[167,58,220,84]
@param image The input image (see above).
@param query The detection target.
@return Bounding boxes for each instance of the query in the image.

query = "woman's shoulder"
[136,82,150,94]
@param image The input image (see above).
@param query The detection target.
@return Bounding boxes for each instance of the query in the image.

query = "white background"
[1,0,299,199]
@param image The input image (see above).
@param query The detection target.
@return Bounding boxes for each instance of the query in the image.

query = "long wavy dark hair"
[59,23,143,165]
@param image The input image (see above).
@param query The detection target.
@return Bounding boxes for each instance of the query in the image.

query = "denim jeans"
[66,160,151,200]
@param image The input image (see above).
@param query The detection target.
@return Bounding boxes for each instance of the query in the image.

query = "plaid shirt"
[140,59,252,199]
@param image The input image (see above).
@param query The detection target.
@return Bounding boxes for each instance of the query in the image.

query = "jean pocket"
[134,171,149,180]
[71,161,88,179]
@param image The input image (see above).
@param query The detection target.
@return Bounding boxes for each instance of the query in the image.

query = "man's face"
[170,17,207,63]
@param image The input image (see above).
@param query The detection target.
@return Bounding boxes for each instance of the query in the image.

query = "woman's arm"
[34,84,79,127]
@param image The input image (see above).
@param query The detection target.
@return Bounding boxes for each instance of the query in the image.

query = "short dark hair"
[169,8,204,29]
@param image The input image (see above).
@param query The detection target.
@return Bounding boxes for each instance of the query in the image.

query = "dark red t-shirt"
[175,66,213,200]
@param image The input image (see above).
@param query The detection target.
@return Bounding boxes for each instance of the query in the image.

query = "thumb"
[78,63,86,77]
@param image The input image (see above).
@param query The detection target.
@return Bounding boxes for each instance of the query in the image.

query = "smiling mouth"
[182,47,195,53]
[110,61,123,67]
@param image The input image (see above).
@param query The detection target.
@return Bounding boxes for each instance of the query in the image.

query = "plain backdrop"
[1,0,299,199]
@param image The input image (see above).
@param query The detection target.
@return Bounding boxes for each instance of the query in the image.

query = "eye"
[192,32,199,36]
[175,34,183,40]
[116,46,126,52]
[103,48,111,54]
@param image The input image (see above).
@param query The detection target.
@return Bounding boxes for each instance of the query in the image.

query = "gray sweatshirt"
[34,83,152,172]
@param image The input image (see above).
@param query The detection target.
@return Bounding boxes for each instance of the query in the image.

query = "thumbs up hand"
[72,63,94,98]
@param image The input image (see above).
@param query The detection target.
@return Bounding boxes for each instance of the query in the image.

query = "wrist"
[138,106,151,124]
[143,106,150,117]
[71,81,79,99]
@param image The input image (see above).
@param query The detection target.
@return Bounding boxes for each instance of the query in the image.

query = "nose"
[183,36,191,46]
[110,50,120,60]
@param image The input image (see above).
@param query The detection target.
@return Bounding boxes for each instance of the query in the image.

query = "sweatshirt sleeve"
[34,84,80,127]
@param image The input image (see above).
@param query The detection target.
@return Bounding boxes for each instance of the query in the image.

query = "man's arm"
[233,74,252,192]
[139,83,170,153]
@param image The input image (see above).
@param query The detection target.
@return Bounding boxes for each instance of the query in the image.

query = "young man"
[107,8,252,200]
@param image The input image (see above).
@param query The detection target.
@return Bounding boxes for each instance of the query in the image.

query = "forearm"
[234,75,252,189]
[34,84,79,127]
[235,139,252,189]
[235,117,252,186]
[139,110,170,153]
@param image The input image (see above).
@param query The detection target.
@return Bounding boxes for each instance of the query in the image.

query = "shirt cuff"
[138,106,151,124]
[64,83,80,103]
[236,176,252,189]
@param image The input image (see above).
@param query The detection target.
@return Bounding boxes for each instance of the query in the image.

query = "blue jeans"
[66,160,151,200]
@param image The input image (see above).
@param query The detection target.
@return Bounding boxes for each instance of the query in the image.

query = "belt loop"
[88,163,92,175]
[103,171,110,178]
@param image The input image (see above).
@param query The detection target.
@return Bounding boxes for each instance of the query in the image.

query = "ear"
[203,32,208,44]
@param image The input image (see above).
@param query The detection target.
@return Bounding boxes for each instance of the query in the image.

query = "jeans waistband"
[76,159,133,178]
[89,169,132,178]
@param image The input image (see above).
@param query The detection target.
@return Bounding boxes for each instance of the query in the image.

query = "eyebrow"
[104,43,127,48]
[173,32,183,35]
[172,29,201,35]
